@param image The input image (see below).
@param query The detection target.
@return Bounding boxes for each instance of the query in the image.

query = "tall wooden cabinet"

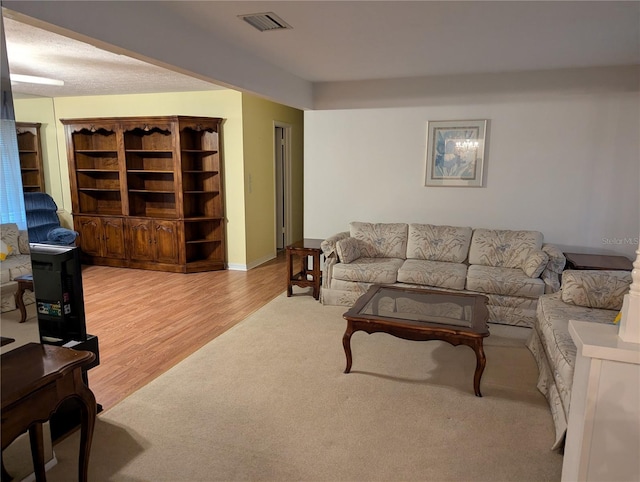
[62,116,225,273]
[16,122,45,192]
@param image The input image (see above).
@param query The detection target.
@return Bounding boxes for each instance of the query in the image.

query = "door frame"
[274,122,293,250]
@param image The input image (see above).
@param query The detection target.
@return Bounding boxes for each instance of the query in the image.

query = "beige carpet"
[45,293,562,481]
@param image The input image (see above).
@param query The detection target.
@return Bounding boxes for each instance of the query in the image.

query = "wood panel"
[81,252,297,411]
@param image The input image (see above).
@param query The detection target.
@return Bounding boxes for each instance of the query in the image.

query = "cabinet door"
[102,217,126,259]
[128,219,154,261]
[154,220,179,264]
[75,216,103,257]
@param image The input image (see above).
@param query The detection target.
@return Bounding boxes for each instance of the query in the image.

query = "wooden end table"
[1,343,97,482]
[14,274,34,323]
[342,285,490,397]
[286,239,323,300]
[564,252,633,271]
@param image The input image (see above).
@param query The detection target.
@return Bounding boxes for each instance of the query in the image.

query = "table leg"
[75,371,97,482]
[472,339,486,397]
[15,283,28,323]
[286,249,293,297]
[312,252,321,300]
[28,423,46,482]
[342,323,354,373]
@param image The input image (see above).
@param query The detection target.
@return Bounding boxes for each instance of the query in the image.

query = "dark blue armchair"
[23,192,78,245]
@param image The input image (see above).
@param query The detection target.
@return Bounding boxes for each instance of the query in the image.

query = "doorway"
[274,123,292,250]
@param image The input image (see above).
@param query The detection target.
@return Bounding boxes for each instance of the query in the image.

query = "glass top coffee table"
[342,285,490,396]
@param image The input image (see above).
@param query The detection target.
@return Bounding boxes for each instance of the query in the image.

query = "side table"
[1,343,97,482]
[286,238,323,300]
[564,252,633,271]
[14,274,34,323]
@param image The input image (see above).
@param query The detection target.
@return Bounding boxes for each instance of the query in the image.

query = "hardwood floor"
[82,251,292,411]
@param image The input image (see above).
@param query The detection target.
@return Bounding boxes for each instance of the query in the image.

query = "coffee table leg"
[15,283,28,323]
[472,340,486,397]
[342,323,354,373]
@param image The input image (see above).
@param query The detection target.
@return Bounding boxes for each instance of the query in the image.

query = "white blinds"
[0,118,26,229]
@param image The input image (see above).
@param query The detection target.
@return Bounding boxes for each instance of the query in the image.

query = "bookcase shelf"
[62,115,225,273]
[16,122,45,193]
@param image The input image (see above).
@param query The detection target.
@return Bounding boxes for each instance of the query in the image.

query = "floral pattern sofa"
[1,223,34,312]
[526,269,632,450]
[320,222,566,327]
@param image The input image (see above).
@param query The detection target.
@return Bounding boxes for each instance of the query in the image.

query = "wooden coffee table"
[342,285,490,396]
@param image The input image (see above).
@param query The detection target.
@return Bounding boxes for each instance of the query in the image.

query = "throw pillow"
[561,270,632,311]
[0,240,11,261]
[0,223,20,257]
[336,237,361,264]
[523,249,549,278]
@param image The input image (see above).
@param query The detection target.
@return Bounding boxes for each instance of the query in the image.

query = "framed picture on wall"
[425,119,488,187]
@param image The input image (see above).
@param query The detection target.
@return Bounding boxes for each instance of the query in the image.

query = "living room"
[2,2,639,481]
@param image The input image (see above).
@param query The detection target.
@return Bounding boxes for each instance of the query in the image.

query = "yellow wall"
[241,94,304,265]
[15,90,249,266]
[14,90,304,269]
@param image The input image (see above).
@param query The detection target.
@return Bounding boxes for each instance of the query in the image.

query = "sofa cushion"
[561,270,632,310]
[406,224,472,263]
[535,292,618,417]
[349,222,408,259]
[332,257,404,284]
[397,259,467,290]
[336,237,361,264]
[0,254,32,284]
[468,229,543,268]
[1,223,20,257]
[466,265,545,298]
[523,249,549,278]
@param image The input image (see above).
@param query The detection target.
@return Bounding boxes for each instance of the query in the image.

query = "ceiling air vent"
[239,12,292,32]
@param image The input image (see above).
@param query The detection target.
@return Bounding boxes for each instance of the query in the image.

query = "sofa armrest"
[320,232,350,289]
[541,244,566,293]
[18,230,30,255]
[561,269,632,310]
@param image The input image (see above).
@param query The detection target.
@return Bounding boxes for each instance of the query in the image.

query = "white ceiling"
[4,1,640,100]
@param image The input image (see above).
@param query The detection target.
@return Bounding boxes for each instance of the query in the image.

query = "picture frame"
[425,119,488,187]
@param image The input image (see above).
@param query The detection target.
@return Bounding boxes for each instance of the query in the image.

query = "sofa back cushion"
[561,270,632,310]
[468,229,543,269]
[406,224,472,263]
[349,222,408,259]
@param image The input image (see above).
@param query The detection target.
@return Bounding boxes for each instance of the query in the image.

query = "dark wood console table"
[1,343,97,482]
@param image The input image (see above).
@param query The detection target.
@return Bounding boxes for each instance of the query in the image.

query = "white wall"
[304,68,640,258]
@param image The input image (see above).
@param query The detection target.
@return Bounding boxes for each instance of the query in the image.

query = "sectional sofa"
[320,222,566,328]
[526,269,632,449]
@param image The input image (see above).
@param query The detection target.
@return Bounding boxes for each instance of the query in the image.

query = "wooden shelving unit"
[16,122,45,192]
[62,116,225,273]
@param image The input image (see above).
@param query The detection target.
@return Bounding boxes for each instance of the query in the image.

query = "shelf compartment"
[183,192,222,218]
[76,152,119,170]
[126,151,173,171]
[78,171,120,190]
[185,240,223,263]
[184,219,222,242]
[128,191,176,218]
[124,127,172,151]
[18,152,39,169]
[78,190,122,215]
[21,171,42,190]
[72,129,117,151]
[180,127,218,151]
[182,171,219,192]
[127,171,174,191]
[181,151,219,172]
[16,131,37,151]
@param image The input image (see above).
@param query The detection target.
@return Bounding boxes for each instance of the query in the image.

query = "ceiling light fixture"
[239,12,292,32]
[10,74,64,86]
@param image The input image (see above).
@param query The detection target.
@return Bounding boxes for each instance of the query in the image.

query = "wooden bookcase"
[61,116,225,273]
[16,122,45,192]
